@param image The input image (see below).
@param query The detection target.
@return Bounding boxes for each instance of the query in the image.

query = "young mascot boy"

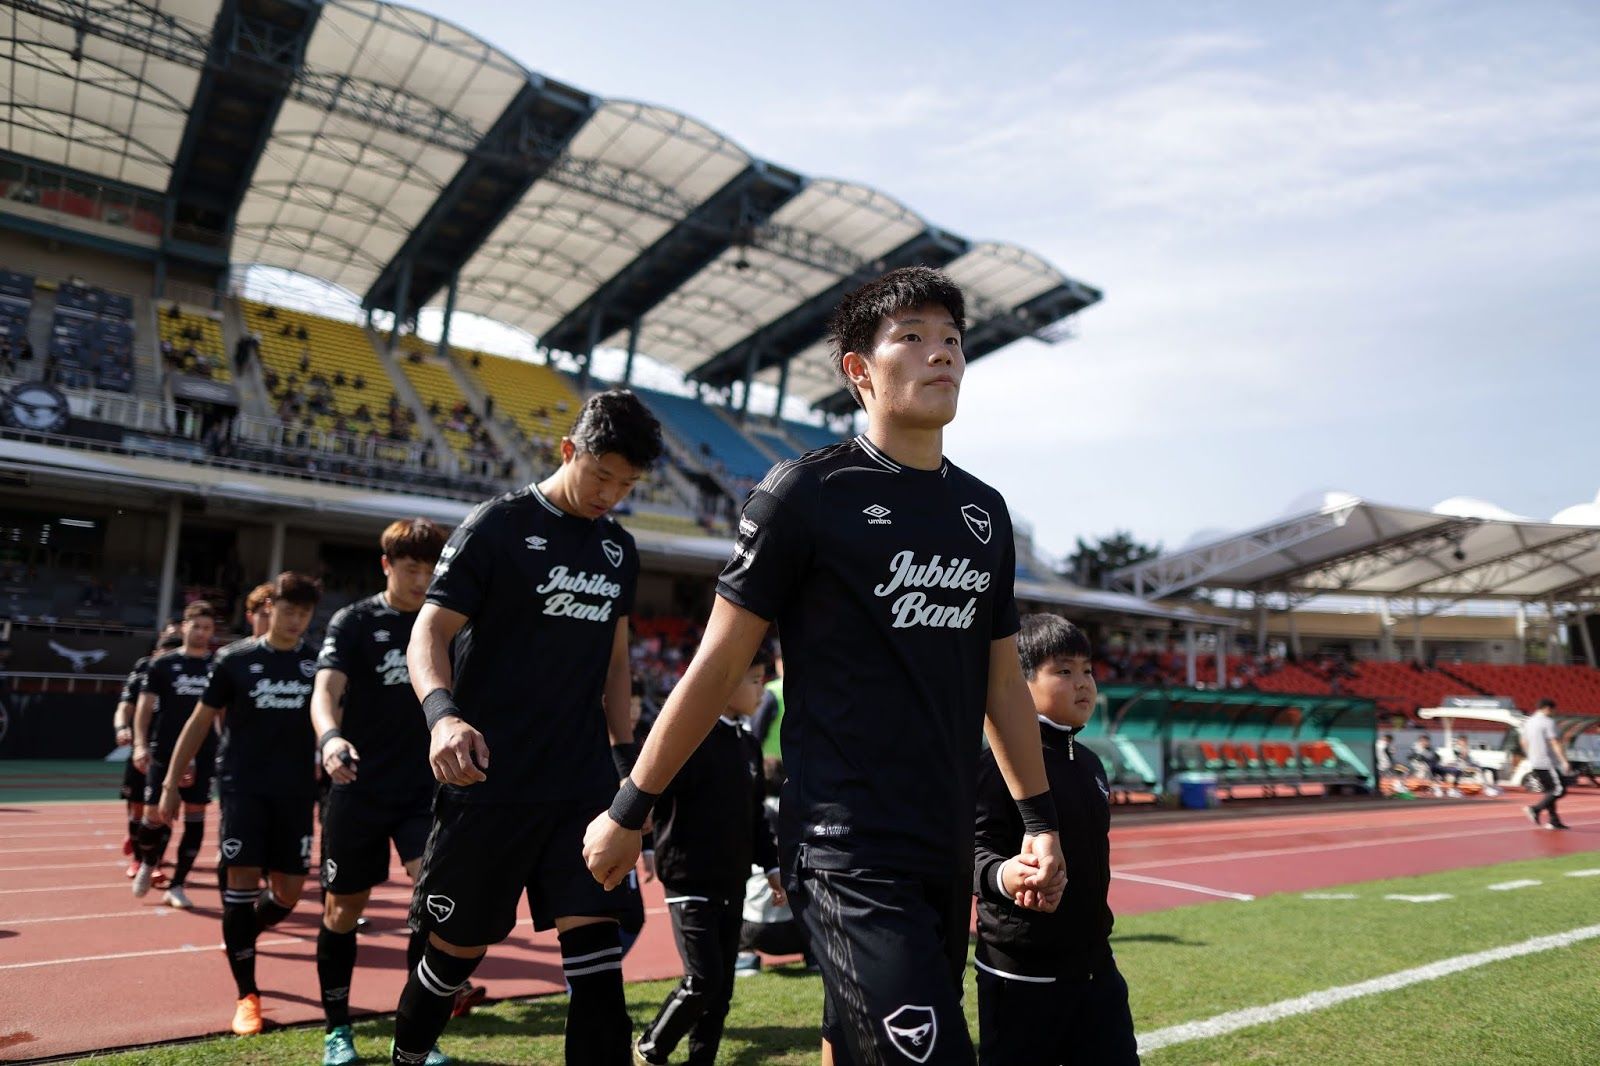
[973,614,1138,1065]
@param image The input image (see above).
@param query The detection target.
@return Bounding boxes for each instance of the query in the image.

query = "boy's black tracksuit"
[637,717,778,1066]
[973,718,1139,1066]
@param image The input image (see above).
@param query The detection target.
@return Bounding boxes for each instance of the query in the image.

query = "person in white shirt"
[1522,699,1570,830]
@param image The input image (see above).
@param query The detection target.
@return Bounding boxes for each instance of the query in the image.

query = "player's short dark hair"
[157,632,184,650]
[751,644,776,675]
[1017,613,1092,679]
[568,389,663,469]
[182,600,216,622]
[380,517,447,564]
[1537,697,1556,710]
[827,266,967,409]
[269,571,322,607]
[244,583,273,615]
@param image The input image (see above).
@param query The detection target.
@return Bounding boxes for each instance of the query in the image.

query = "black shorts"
[409,792,625,946]
[321,786,432,895]
[791,860,973,1066]
[975,954,1138,1066]
[218,791,316,875]
[120,759,145,803]
[142,757,214,807]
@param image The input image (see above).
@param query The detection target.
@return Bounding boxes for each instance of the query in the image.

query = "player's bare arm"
[155,701,217,824]
[312,668,357,785]
[408,602,487,786]
[603,616,634,749]
[583,595,769,889]
[131,690,157,773]
[984,634,1067,911]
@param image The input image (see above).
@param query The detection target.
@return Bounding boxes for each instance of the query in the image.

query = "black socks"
[221,888,261,997]
[391,941,481,1064]
[317,925,359,1031]
[560,923,630,1065]
[255,888,294,931]
[172,813,205,887]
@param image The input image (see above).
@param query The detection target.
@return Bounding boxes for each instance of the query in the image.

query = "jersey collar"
[855,434,950,478]
[530,484,565,516]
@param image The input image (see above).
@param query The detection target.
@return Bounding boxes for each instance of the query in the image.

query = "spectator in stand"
[296,325,309,341]
[19,338,32,362]
[353,373,366,391]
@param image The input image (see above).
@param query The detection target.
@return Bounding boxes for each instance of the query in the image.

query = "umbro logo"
[525,536,547,551]
[373,629,390,643]
[425,894,455,923]
[863,504,893,525]
[739,517,758,539]
[249,663,264,674]
[602,539,624,568]
[961,503,992,544]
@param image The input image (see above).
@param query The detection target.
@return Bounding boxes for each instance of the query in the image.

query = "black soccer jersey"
[201,637,319,798]
[317,593,432,797]
[426,483,638,805]
[119,656,150,707]
[143,651,216,762]
[715,436,1020,874]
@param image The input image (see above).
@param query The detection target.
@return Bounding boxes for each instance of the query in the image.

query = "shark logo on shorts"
[602,539,624,568]
[883,1004,938,1062]
[324,858,338,884]
[425,894,456,923]
[220,838,242,860]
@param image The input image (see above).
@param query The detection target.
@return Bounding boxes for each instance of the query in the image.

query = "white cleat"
[131,862,155,898]
[163,885,193,910]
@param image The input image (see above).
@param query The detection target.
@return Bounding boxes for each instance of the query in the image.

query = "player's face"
[382,555,435,612]
[846,302,964,430]
[1029,654,1098,728]
[247,604,271,637]
[267,600,314,645]
[182,615,215,651]
[562,443,646,518]
[727,664,766,717]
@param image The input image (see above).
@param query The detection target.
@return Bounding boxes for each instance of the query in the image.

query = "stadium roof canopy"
[1110,494,1600,610]
[1,0,1100,413]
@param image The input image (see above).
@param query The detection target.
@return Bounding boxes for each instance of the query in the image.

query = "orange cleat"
[124,857,141,878]
[231,993,263,1036]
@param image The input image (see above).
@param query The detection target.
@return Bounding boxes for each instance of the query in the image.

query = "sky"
[401,0,1600,562]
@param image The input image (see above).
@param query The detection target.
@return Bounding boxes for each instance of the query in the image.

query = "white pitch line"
[1302,893,1359,900]
[1384,894,1453,903]
[1112,871,1254,902]
[1564,869,1600,878]
[0,936,306,971]
[1487,879,1542,891]
[1137,923,1600,1053]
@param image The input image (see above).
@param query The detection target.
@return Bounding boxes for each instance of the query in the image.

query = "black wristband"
[1016,790,1060,836]
[611,741,639,782]
[422,688,461,731]
[317,728,343,753]
[608,777,658,831]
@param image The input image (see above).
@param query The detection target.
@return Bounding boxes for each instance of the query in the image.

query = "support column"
[1411,597,1425,662]
[580,307,603,393]
[154,497,182,635]
[267,517,286,578]
[1379,599,1398,661]
[1215,627,1228,688]
[1255,593,1268,654]
[1577,612,1597,669]
[1515,603,1528,664]
[738,347,758,421]
[1184,624,1197,687]
[1286,603,1302,660]
[389,259,412,351]
[1546,599,1564,665]
[772,353,789,424]
[622,319,640,387]
[438,274,459,363]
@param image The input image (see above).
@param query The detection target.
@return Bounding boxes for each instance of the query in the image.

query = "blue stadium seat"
[633,387,777,483]
[785,420,844,452]
[749,426,800,460]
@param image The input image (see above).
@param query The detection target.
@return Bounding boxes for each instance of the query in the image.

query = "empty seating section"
[1438,662,1600,715]
[750,426,800,460]
[618,511,707,538]
[48,282,136,392]
[454,349,579,448]
[242,301,411,440]
[634,387,774,484]
[396,341,476,457]
[0,270,33,352]
[785,420,844,452]
[157,303,230,382]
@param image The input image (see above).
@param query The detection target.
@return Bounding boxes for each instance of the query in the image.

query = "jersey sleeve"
[990,501,1021,641]
[973,749,1022,905]
[119,660,146,705]
[201,655,236,709]
[143,658,170,702]
[317,605,359,676]
[618,531,639,617]
[715,480,815,622]
[426,504,497,619]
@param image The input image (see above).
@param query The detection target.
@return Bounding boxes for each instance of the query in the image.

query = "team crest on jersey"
[373,629,390,643]
[883,1004,938,1062]
[602,539,624,568]
[220,838,242,860]
[299,660,317,678]
[961,504,992,544]
[425,894,455,923]
[324,858,338,884]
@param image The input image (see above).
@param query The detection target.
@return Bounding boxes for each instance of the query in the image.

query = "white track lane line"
[0,860,141,873]
[0,844,120,856]
[0,936,306,971]
[1114,805,1558,851]
[1112,871,1255,901]
[1137,923,1600,1053]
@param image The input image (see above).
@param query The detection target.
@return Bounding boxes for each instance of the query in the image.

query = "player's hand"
[115,726,132,747]
[582,812,642,890]
[430,717,489,786]
[639,850,656,883]
[322,737,360,785]
[155,785,180,826]
[766,870,788,909]
[179,760,196,788]
[1019,831,1067,913]
[131,745,150,773]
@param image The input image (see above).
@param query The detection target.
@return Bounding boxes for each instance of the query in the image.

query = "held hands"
[155,783,181,826]
[179,760,196,788]
[322,737,361,785]
[639,850,656,883]
[131,745,150,774]
[582,811,641,890]
[1012,832,1067,912]
[115,726,132,747]
[429,717,489,786]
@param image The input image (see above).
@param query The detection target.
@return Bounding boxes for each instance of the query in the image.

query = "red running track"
[2,792,1599,1061]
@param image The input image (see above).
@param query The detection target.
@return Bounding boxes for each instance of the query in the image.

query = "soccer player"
[114,628,180,879]
[584,267,1066,1066]
[311,518,447,1066]
[634,646,783,1066]
[1522,698,1571,830]
[244,582,274,637]
[972,615,1137,1066]
[131,601,218,907]
[157,572,323,1036]
[392,389,663,1066]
